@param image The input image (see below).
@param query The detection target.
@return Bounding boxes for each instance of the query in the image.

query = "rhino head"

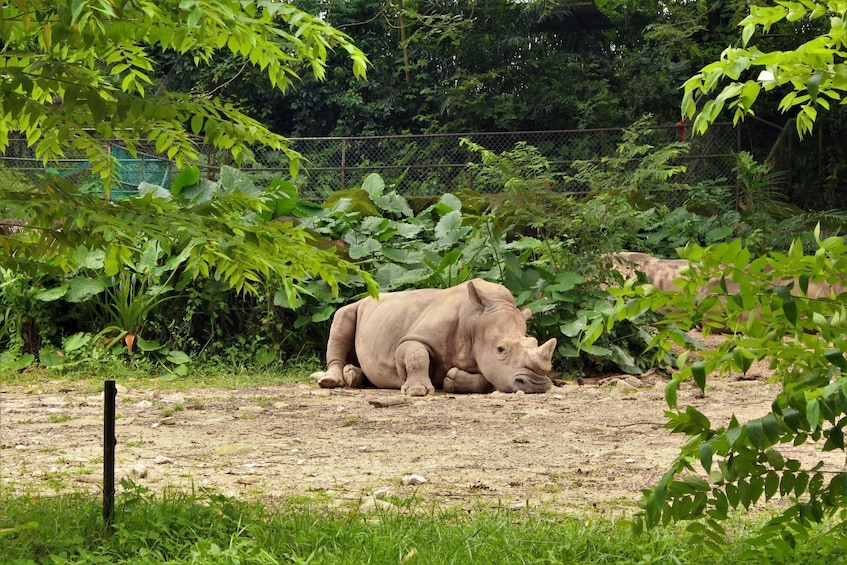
[466,281,556,393]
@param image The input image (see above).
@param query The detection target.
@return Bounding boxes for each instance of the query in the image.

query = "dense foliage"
[0,0,368,191]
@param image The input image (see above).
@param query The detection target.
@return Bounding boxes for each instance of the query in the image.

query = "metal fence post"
[340,138,347,190]
[103,380,117,527]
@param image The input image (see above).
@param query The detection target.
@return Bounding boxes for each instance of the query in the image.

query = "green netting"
[110,145,173,198]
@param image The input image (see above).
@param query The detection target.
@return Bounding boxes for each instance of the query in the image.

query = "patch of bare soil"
[1,332,843,513]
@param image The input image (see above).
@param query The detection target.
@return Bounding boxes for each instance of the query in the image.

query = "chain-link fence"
[1,123,765,206]
[225,123,751,208]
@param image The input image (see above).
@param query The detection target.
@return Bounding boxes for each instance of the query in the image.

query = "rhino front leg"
[312,303,363,389]
[395,341,436,397]
[443,368,495,394]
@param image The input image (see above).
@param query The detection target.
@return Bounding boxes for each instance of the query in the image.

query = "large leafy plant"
[299,172,662,378]
[585,230,847,560]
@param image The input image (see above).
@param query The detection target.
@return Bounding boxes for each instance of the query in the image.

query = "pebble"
[129,464,149,479]
[154,455,174,465]
[401,474,427,486]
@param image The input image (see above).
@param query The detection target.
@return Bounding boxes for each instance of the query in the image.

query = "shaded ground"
[1,334,843,513]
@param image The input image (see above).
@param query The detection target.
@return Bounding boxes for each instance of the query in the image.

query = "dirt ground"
[1,332,844,514]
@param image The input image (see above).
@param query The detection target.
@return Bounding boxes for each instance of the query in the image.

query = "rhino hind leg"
[443,368,495,394]
[311,302,361,389]
[396,341,436,397]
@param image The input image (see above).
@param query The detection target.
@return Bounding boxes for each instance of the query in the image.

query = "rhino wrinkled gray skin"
[310,279,557,395]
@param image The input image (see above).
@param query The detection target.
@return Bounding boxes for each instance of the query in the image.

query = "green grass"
[1,484,846,564]
[4,362,847,563]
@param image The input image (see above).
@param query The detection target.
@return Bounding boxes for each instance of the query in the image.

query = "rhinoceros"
[310,279,557,395]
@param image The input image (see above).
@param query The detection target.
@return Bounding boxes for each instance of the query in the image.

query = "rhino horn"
[528,338,556,374]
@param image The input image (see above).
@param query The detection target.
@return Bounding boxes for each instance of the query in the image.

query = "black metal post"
[103,380,117,526]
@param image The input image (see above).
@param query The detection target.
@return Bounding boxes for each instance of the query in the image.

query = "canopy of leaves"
[0,0,369,191]
[682,0,847,138]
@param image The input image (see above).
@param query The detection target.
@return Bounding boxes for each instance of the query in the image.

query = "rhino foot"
[314,371,342,388]
[342,364,365,387]
[402,384,432,397]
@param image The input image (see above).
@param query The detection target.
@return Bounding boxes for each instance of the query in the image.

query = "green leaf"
[170,165,201,196]
[348,238,382,260]
[806,399,821,431]
[39,347,66,368]
[310,305,336,323]
[435,210,463,240]
[0,351,34,372]
[136,337,164,352]
[166,350,191,365]
[747,418,765,448]
[665,379,679,408]
[361,172,385,197]
[731,346,754,374]
[824,349,847,371]
[266,179,299,218]
[692,361,707,392]
[35,285,69,302]
[699,443,713,472]
[65,277,106,302]
[807,72,822,100]
[742,23,756,47]
[63,332,91,352]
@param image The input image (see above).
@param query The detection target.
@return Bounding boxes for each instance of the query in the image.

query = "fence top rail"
[286,123,734,144]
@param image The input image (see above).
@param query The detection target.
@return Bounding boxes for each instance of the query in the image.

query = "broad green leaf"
[348,238,382,260]
[39,347,66,368]
[434,210,462,240]
[74,246,105,270]
[726,424,742,447]
[166,350,191,364]
[762,413,781,443]
[560,314,587,338]
[62,332,91,352]
[35,285,69,302]
[136,337,164,352]
[170,165,201,196]
[361,172,385,197]
[436,193,462,214]
[65,277,106,302]
[765,470,780,500]
[266,179,299,218]
[310,305,336,323]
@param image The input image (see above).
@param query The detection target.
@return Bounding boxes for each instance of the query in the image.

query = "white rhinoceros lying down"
[310,279,557,395]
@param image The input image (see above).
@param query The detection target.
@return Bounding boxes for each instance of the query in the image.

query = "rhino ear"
[520,307,532,321]
[467,280,487,308]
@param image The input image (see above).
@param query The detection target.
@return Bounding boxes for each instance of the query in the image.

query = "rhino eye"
[496,345,507,355]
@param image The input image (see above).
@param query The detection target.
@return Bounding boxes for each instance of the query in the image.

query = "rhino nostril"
[514,377,527,390]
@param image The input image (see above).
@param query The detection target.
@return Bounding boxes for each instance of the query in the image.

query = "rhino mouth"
[511,371,553,393]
